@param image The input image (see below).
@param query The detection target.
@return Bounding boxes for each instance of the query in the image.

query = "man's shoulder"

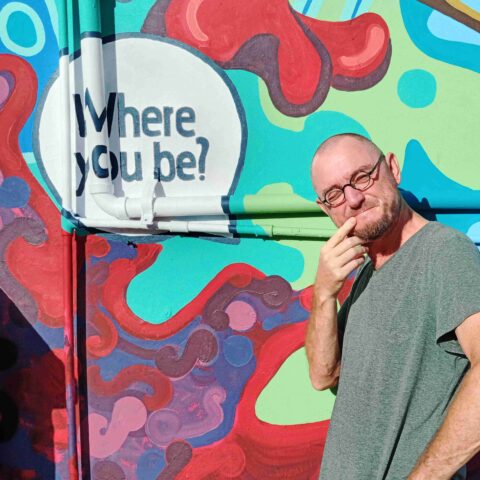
[419,222,479,270]
[419,222,475,250]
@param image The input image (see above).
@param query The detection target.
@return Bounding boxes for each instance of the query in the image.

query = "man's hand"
[314,217,367,300]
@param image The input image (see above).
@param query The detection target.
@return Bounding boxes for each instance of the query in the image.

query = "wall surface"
[0,0,479,478]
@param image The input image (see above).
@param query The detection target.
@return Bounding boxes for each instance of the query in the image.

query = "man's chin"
[354,218,390,242]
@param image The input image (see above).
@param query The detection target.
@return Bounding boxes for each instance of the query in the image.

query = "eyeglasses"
[317,154,385,207]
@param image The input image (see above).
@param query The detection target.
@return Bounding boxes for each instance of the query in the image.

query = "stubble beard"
[354,193,402,242]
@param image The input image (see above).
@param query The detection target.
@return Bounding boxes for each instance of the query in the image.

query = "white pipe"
[60,54,72,212]
[80,36,114,196]
[124,195,225,218]
[89,185,130,219]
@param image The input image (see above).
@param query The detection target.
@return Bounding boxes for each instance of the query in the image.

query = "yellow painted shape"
[445,0,480,22]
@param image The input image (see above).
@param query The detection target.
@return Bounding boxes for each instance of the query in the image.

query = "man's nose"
[344,185,364,208]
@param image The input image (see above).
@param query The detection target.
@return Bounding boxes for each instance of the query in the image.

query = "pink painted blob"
[0,75,10,107]
[225,300,257,331]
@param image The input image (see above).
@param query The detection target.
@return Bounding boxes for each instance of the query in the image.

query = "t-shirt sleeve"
[433,232,480,356]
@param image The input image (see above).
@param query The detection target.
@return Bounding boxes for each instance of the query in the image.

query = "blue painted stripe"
[302,0,314,15]
[351,0,363,18]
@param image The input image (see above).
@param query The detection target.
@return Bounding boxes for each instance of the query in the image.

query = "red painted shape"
[299,285,313,311]
[88,364,173,411]
[0,55,63,327]
[87,310,119,359]
[88,236,111,258]
[299,13,390,80]
[337,274,355,306]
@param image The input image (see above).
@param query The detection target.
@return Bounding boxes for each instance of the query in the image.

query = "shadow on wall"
[0,289,65,479]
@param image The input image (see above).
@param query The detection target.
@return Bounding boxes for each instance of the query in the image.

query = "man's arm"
[408,311,480,480]
[306,217,366,390]
[306,294,341,390]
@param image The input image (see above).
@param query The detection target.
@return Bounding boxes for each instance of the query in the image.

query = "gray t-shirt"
[319,222,480,480]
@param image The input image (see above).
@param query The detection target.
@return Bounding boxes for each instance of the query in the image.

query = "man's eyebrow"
[321,163,373,196]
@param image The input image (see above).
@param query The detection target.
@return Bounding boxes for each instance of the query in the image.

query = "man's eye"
[353,173,370,186]
[326,190,343,203]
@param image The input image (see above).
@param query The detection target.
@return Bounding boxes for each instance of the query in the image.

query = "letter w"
[73,89,116,137]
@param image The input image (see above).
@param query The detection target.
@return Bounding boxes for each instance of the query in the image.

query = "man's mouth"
[355,207,374,217]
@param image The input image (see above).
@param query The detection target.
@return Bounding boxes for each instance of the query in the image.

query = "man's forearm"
[305,295,341,390]
[409,363,480,479]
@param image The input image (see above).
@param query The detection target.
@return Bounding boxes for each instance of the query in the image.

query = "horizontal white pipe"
[125,195,225,218]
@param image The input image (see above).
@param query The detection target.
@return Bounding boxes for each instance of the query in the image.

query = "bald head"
[312,133,382,171]
[311,133,383,195]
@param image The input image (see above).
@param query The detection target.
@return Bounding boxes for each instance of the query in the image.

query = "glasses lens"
[325,189,343,206]
[352,172,372,191]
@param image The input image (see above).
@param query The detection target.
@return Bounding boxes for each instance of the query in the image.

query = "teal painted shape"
[400,140,480,235]
[100,0,157,36]
[127,236,304,324]
[0,3,46,56]
[397,69,436,108]
[226,71,370,202]
[78,0,102,32]
[6,10,37,48]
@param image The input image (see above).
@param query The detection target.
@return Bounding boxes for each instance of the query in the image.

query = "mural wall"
[0,0,479,478]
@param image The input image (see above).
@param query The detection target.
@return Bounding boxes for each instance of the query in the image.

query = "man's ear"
[386,152,401,185]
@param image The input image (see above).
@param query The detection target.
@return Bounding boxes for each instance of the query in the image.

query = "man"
[307,133,480,479]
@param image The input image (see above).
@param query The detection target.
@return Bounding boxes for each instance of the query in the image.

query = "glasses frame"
[317,153,385,207]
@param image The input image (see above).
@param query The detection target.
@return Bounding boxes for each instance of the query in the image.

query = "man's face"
[312,141,402,241]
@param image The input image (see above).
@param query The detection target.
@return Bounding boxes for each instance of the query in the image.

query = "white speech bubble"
[34,34,246,222]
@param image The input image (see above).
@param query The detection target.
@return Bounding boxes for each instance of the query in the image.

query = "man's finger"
[334,235,365,256]
[330,217,357,247]
[340,256,365,278]
[337,245,367,267]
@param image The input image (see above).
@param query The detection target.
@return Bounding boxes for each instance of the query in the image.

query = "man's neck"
[368,203,429,270]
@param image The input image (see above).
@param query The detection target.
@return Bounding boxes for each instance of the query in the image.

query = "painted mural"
[0,0,479,479]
